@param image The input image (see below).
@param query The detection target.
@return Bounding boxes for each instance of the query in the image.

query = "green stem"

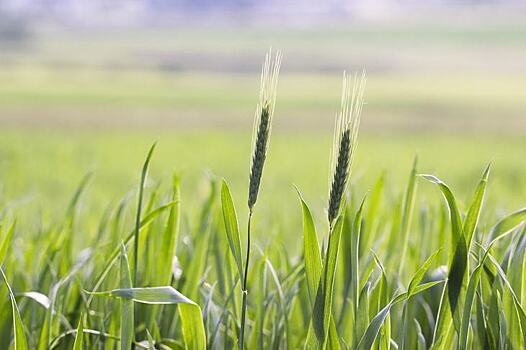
[239,210,253,350]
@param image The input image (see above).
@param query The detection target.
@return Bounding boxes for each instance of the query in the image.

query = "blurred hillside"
[0,1,525,134]
[2,0,526,26]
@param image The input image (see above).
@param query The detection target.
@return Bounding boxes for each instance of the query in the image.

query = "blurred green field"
[0,22,525,232]
[1,129,524,245]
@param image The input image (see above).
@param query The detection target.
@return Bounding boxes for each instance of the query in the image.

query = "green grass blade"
[110,286,196,304]
[11,293,29,350]
[133,141,156,287]
[475,291,489,349]
[0,268,29,350]
[357,301,393,350]
[421,174,467,332]
[357,280,443,350]
[408,249,441,297]
[297,190,322,306]
[486,253,526,346]
[430,282,454,350]
[179,303,207,350]
[463,164,490,249]
[120,242,134,350]
[101,284,206,349]
[18,291,51,309]
[308,213,345,348]
[350,199,366,347]
[419,175,463,262]
[157,174,181,285]
[72,317,84,350]
[488,207,526,243]
[351,199,365,313]
[459,264,483,350]
[460,236,511,349]
[355,282,370,348]
[220,180,244,281]
[372,253,390,350]
[0,221,15,264]
[398,156,418,277]
[361,173,384,256]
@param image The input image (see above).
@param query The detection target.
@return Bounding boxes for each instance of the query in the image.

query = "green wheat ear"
[328,71,366,226]
[248,49,282,211]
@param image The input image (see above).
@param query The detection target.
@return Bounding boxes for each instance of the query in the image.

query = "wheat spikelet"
[248,49,282,211]
[328,71,366,225]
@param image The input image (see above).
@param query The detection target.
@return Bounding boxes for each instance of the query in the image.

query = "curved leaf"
[488,207,526,243]
[220,180,244,281]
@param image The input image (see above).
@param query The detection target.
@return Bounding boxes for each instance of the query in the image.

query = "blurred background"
[0,1,525,229]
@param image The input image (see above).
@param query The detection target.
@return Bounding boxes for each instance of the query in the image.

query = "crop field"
[1,20,526,349]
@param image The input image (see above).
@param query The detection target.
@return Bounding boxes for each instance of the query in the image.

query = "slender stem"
[243,211,253,291]
[239,210,253,350]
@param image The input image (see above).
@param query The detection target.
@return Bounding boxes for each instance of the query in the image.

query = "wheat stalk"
[240,49,282,350]
[328,71,366,226]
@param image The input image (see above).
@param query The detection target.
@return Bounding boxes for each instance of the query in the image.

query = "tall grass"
[1,54,526,350]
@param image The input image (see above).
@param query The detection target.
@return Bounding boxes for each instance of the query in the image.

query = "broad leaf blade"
[297,190,322,306]
[179,303,207,350]
[111,286,195,305]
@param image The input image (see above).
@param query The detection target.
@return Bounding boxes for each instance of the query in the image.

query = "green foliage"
[0,148,524,349]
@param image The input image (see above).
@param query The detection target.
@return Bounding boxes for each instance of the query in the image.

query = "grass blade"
[0,268,29,350]
[307,213,345,348]
[120,242,134,350]
[421,174,467,332]
[0,221,15,264]
[357,280,444,350]
[408,249,441,297]
[463,164,490,249]
[72,317,84,350]
[110,286,196,304]
[95,285,206,349]
[179,303,207,350]
[398,156,418,278]
[487,207,526,243]
[133,142,156,287]
[297,190,322,306]
[157,174,181,285]
[220,180,244,281]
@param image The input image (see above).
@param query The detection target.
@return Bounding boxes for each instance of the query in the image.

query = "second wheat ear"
[328,71,366,227]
